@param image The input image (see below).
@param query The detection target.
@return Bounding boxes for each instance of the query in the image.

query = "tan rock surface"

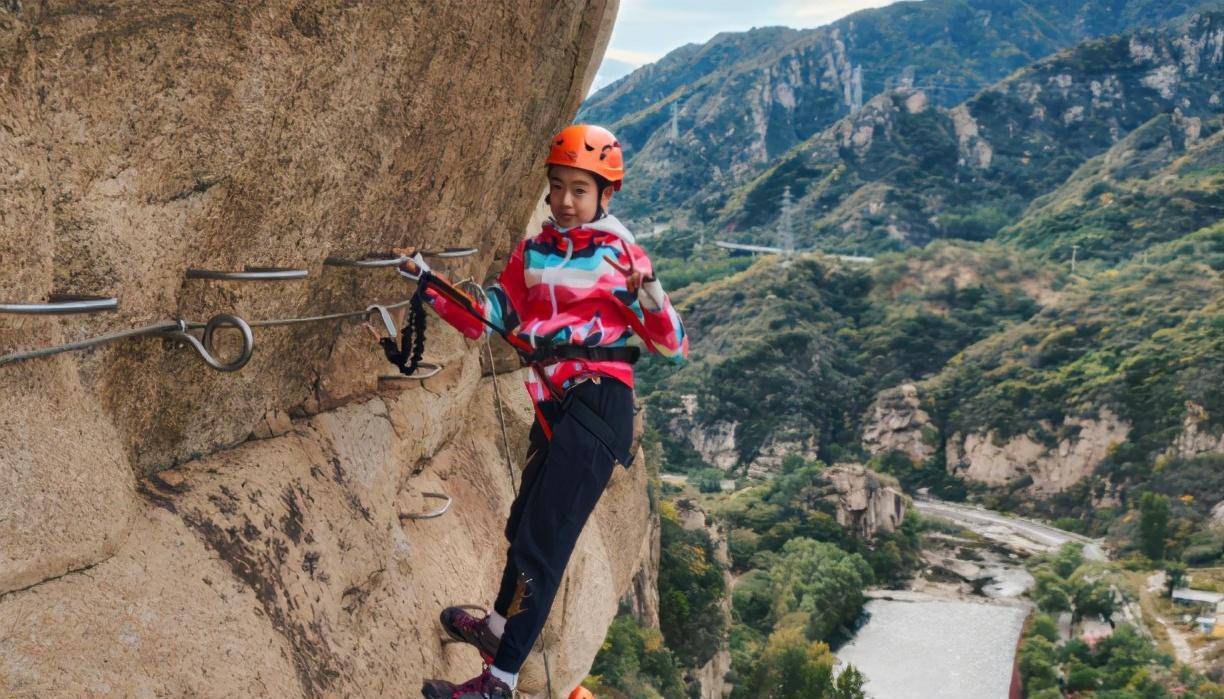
[1,366,650,698]
[1,2,643,697]
[861,383,937,464]
[819,463,909,539]
[946,409,1131,494]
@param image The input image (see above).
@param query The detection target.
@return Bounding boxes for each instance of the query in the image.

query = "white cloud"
[780,0,903,24]
[605,47,665,66]
[604,1,909,69]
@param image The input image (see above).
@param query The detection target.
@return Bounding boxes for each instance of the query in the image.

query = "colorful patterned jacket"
[422,214,688,403]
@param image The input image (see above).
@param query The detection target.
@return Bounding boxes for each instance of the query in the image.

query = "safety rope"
[462,281,519,499]
[0,314,255,371]
[468,282,554,699]
[0,297,417,369]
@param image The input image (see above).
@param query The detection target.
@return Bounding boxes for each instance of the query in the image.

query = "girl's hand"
[393,247,421,276]
[607,241,655,294]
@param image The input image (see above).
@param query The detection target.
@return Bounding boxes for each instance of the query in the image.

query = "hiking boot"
[421,667,513,699]
[440,606,501,663]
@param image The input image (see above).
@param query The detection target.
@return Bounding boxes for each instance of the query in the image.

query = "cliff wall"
[0,3,642,697]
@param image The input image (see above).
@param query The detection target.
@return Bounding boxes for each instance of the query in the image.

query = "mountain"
[579,0,1218,229]
[644,242,1053,477]
[628,12,1224,560]
[716,11,1224,252]
[1000,114,1224,263]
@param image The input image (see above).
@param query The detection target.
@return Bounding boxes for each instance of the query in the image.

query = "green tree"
[692,468,726,493]
[732,569,774,633]
[1052,542,1085,578]
[1033,570,1074,613]
[741,627,865,699]
[769,538,874,641]
[658,503,727,667]
[1139,492,1171,561]
[590,615,687,699]
[1028,613,1061,643]
[1072,579,1115,624]
[1163,561,1187,597]
[1018,635,1061,693]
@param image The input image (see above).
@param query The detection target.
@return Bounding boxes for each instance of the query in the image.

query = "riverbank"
[832,509,1037,698]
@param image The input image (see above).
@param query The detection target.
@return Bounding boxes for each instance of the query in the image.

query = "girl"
[405,124,687,699]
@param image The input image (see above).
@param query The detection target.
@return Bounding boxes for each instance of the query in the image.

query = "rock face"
[818,464,909,539]
[675,501,733,699]
[1171,401,1224,459]
[0,2,640,697]
[946,409,1131,495]
[862,383,937,464]
[670,394,820,477]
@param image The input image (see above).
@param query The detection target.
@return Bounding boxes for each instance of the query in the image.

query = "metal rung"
[324,253,407,268]
[426,247,477,259]
[377,362,443,381]
[186,266,309,281]
[0,295,118,315]
[399,491,452,520]
[324,247,477,268]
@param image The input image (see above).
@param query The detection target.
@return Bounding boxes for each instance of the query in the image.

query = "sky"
[604,0,904,66]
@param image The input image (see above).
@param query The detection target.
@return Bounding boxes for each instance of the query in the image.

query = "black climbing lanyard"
[379,273,431,375]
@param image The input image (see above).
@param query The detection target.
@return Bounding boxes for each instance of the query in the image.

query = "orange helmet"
[568,688,595,699]
[547,124,624,190]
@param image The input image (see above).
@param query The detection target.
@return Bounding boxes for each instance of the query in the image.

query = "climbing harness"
[394,261,639,468]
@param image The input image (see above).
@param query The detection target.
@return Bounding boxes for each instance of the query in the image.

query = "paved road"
[913,497,1107,561]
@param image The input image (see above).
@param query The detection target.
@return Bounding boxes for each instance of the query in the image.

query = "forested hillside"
[586,4,1224,698]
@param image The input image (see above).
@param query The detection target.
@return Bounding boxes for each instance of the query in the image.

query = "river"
[833,498,1105,698]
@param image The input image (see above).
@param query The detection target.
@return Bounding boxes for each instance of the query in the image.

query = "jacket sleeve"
[624,243,689,364]
[421,241,525,340]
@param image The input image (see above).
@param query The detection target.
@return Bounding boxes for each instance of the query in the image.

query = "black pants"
[490,377,635,672]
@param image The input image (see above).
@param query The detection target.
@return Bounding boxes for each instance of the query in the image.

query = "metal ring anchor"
[399,491,453,520]
[186,266,309,281]
[166,314,255,372]
[0,295,119,315]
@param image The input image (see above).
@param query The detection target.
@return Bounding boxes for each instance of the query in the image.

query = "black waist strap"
[563,390,636,469]
[525,344,641,365]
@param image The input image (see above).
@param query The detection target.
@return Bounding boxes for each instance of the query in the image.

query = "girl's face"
[548,165,613,228]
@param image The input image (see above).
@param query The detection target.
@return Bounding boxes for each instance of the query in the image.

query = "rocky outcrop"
[818,464,909,539]
[0,2,635,697]
[1,366,651,697]
[862,383,938,464]
[1171,401,1224,459]
[670,394,820,477]
[946,409,1131,495]
[675,501,733,699]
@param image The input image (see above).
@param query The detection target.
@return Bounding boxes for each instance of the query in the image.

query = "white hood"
[548,214,636,244]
